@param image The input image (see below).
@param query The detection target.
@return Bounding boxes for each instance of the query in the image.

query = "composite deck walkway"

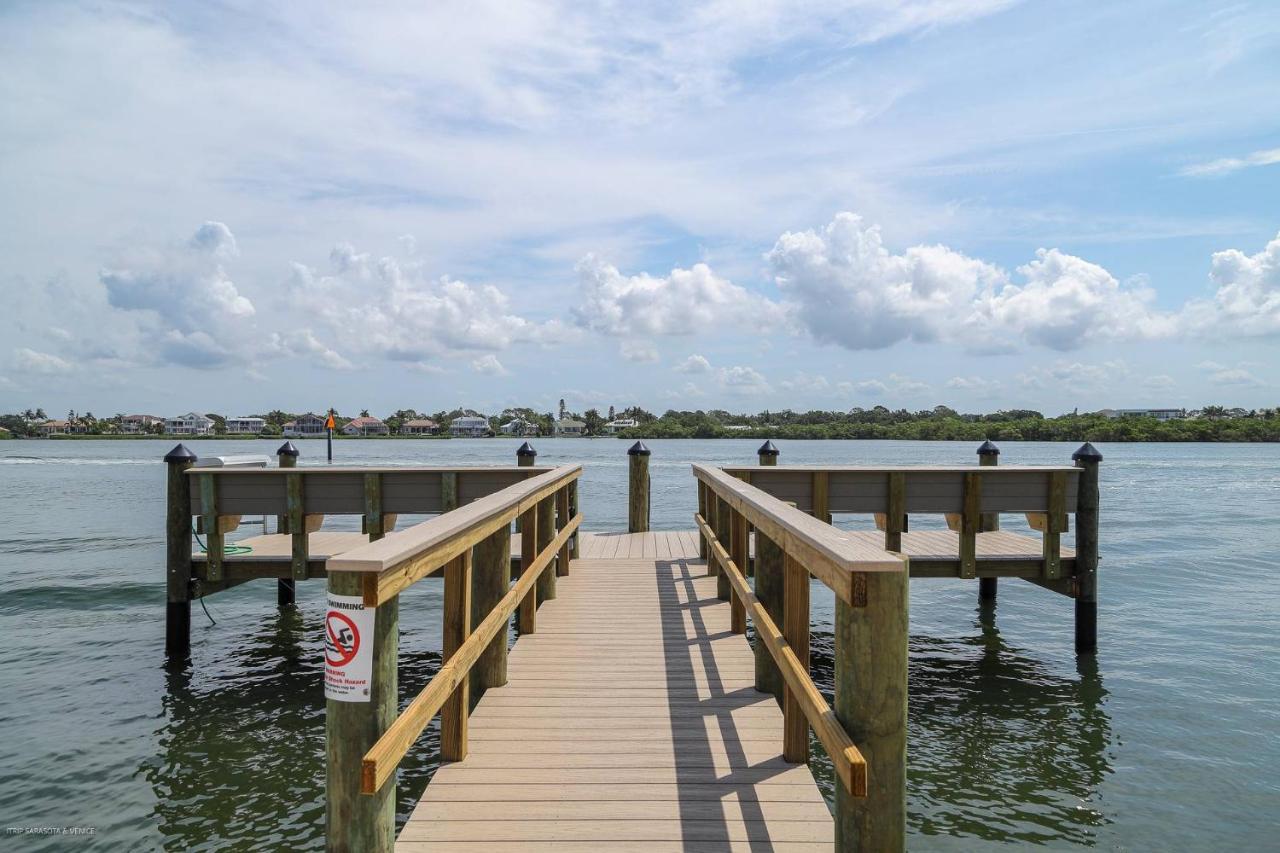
[397,531,835,852]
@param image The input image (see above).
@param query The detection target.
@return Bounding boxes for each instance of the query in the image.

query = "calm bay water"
[0,438,1277,851]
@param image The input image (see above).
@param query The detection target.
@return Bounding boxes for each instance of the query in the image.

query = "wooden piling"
[441,552,472,761]
[515,442,535,533]
[518,507,537,634]
[836,568,908,853]
[627,441,650,533]
[164,444,196,662]
[470,526,510,710]
[714,496,731,601]
[567,480,579,560]
[276,442,299,607]
[757,440,779,467]
[696,481,709,560]
[325,571,397,853]
[782,553,811,762]
[728,510,747,634]
[535,494,556,601]
[754,528,785,702]
[555,486,571,577]
[1073,443,1102,654]
[977,441,999,602]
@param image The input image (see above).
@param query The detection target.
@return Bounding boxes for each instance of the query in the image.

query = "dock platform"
[398,532,834,852]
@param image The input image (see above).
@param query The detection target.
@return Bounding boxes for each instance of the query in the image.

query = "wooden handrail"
[693,464,903,604]
[325,465,582,606]
[695,511,870,797]
[359,512,581,794]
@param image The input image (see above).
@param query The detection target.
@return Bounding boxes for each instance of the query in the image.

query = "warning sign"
[324,593,376,702]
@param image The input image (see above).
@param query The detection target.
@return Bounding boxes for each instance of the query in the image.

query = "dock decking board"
[397,538,834,851]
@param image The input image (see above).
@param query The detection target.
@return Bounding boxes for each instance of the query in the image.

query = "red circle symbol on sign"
[325,611,360,667]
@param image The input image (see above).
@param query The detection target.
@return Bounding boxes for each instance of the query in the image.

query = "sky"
[2,0,1279,418]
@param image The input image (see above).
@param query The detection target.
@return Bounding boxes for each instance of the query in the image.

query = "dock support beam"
[325,571,397,853]
[754,528,784,702]
[165,444,196,663]
[1073,443,1102,654]
[627,441,650,533]
[977,440,1000,603]
[470,526,511,710]
[515,442,535,533]
[276,441,300,607]
[836,569,908,853]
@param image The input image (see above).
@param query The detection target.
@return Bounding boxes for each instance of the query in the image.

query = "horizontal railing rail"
[693,463,908,848]
[696,466,906,824]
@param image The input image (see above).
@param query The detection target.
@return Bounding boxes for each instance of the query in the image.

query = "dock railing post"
[836,564,908,853]
[515,442,535,533]
[714,495,732,601]
[697,481,709,560]
[757,440,779,467]
[325,571,397,853]
[753,527,785,703]
[627,441,650,533]
[977,440,999,603]
[536,493,556,601]
[165,444,196,662]
[276,441,300,607]
[470,526,511,710]
[1072,443,1102,654]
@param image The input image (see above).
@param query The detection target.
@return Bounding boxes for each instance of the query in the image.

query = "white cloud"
[852,372,930,397]
[675,354,712,374]
[768,213,1171,353]
[269,330,354,371]
[98,221,255,367]
[290,243,564,365]
[778,372,831,393]
[1182,231,1280,337]
[1179,147,1280,177]
[14,347,72,375]
[1015,359,1130,391]
[716,365,771,395]
[1197,360,1265,387]
[572,255,783,338]
[619,340,659,363]
[1142,374,1176,390]
[471,354,509,376]
[946,375,1002,394]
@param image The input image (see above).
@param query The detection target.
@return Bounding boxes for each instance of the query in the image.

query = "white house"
[283,413,328,437]
[400,418,439,436]
[343,416,389,436]
[166,412,214,435]
[450,416,490,437]
[225,416,266,434]
[554,418,587,437]
[499,418,538,436]
[120,414,164,434]
[1101,408,1185,422]
[38,419,69,436]
[603,418,637,434]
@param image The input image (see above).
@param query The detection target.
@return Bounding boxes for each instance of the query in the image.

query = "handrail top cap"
[757,440,780,456]
[163,443,197,463]
[516,441,538,457]
[183,464,557,475]
[718,463,1079,473]
[276,441,300,457]
[627,441,651,456]
[976,440,1000,457]
[1072,442,1103,462]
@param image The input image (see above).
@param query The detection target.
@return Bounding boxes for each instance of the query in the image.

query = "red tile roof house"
[342,416,390,436]
[400,418,439,435]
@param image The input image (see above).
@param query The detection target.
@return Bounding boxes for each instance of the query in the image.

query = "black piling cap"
[276,441,300,457]
[163,443,197,464]
[976,440,1000,457]
[627,441,651,456]
[757,440,780,457]
[516,441,538,458]
[1072,442,1103,462]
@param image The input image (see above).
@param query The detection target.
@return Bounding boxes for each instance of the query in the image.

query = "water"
[0,438,1276,851]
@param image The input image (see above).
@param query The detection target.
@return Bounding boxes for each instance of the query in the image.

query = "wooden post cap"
[976,440,1000,457]
[276,441,300,457]
[757,440,780,457]
[164,444,197,464]
[627,441,651,456]
[1072,442,1103,462]
[516,442,538,458]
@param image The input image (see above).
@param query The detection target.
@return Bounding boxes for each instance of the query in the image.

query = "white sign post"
[324,593,376,702]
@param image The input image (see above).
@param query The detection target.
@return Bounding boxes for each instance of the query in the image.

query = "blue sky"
[2,0,1278,418]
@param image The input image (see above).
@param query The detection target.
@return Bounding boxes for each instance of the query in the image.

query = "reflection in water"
[143,606,446,851]
[808,605,1113,847]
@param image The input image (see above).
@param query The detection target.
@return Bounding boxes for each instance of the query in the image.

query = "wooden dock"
[399,532,834,851]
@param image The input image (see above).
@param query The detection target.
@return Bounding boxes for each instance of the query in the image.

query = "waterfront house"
[554,418,587,437]
[1101,408,1185,422]
[283,413,328,437]
[603,418,637,434]
[120,414,165,434]
[342,416,389,436]
[450,416,490,437]
[165,413,214,435]
[499,418,538,436]
[38,420,69,436]
[225,416,266,434]
[400,418,439,436]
